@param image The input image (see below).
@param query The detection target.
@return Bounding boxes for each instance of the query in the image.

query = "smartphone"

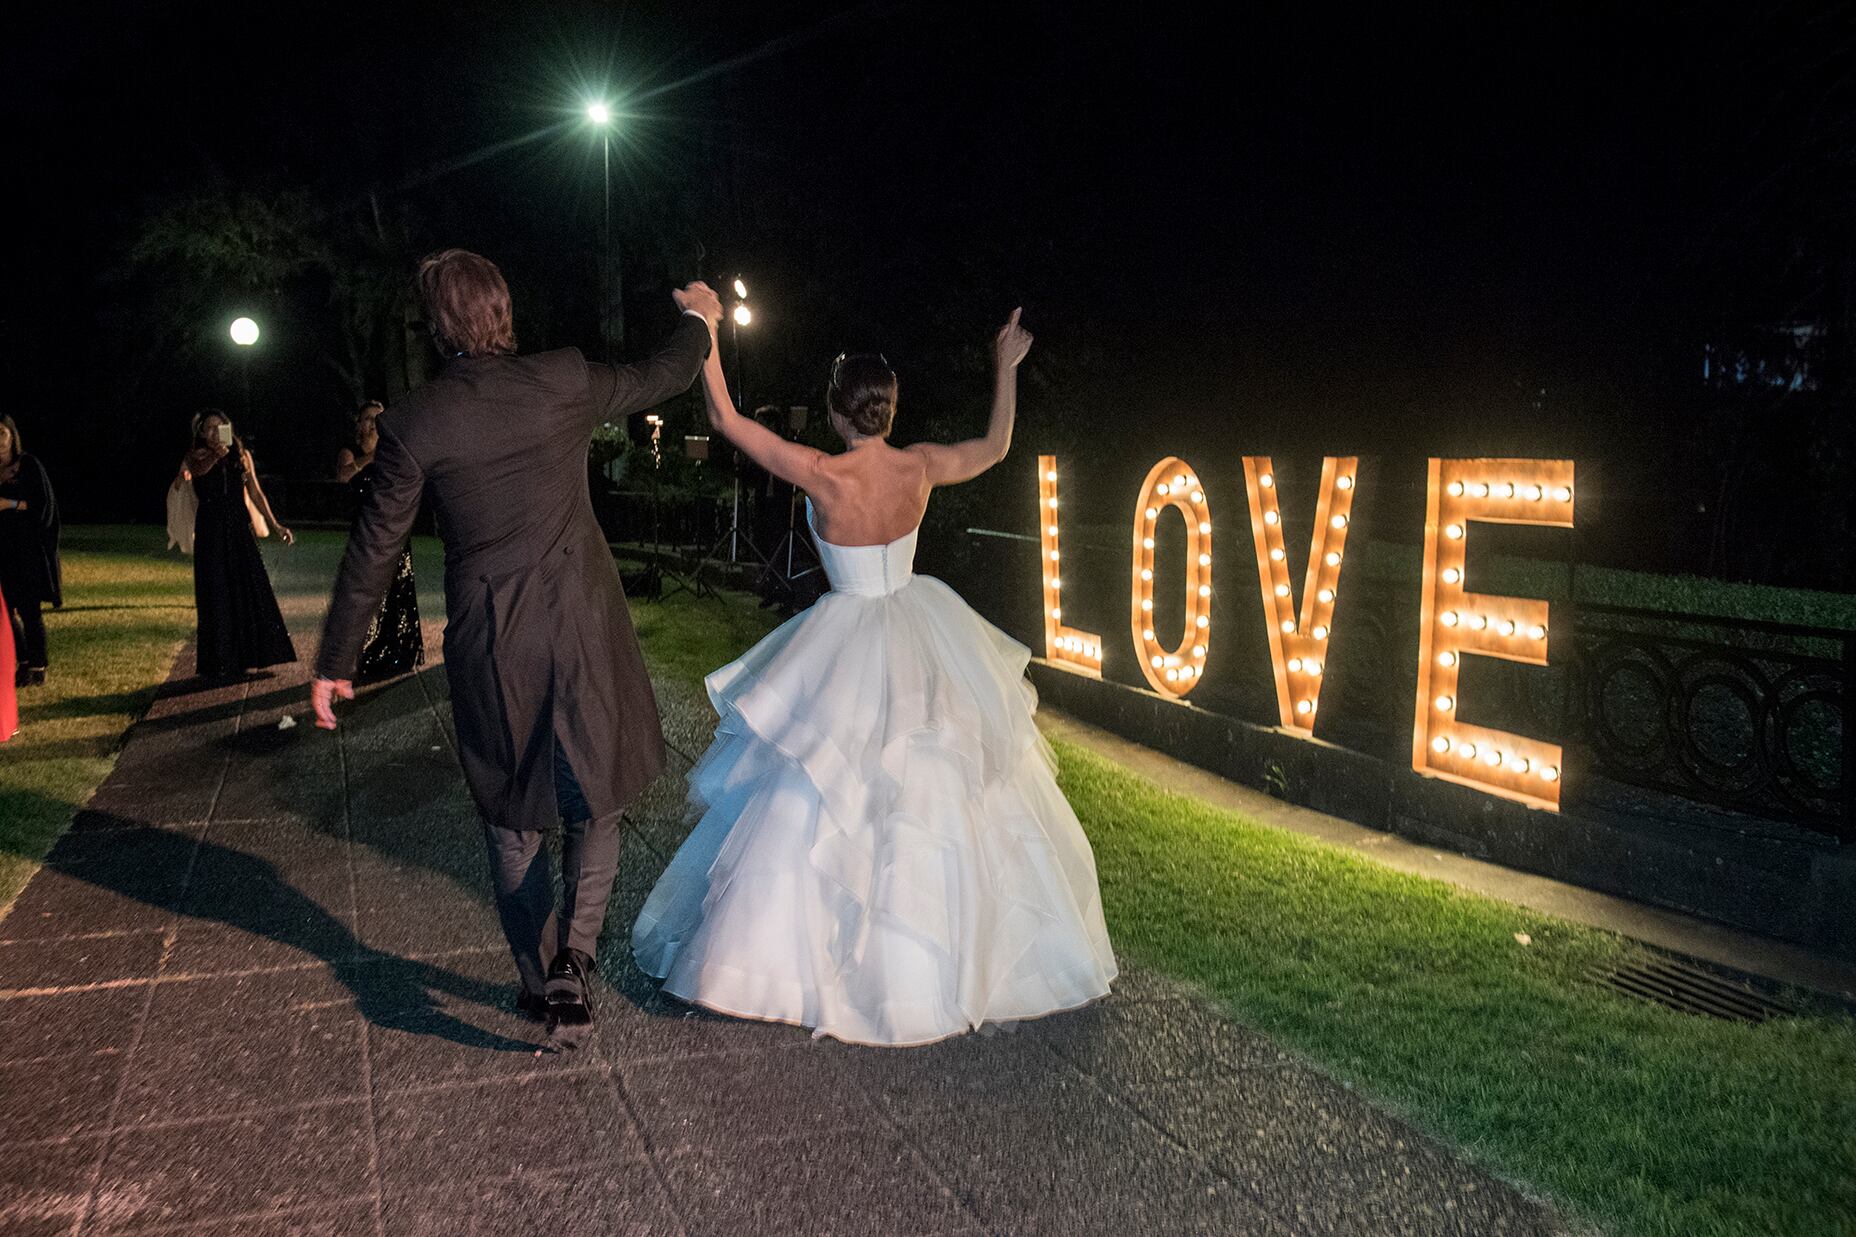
[215,423,233,446]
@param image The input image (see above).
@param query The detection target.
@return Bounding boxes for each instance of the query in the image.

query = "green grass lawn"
[0,526,198,911]
[3,526,1851,1237]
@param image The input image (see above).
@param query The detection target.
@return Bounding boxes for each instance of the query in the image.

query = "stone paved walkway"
[0,610,1574,1235]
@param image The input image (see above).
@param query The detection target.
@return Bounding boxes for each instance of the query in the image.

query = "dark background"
[4,1,1852,587]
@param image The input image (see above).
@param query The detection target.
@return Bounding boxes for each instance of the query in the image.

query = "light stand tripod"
[636,414,699,602]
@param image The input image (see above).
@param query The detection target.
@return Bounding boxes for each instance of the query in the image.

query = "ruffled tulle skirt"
[632,574,1117,1047]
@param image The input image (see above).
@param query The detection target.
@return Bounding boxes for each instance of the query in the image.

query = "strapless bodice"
[807,498,918,597]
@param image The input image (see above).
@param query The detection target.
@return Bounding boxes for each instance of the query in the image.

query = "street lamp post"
[230,316,259,427]
[587,103,620,361]
[728,281,752,561]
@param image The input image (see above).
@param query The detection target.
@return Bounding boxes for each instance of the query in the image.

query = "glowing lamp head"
[229,317,259,346]
[586,102,612,125]
[732,277,748,300]
[733,304,753,327]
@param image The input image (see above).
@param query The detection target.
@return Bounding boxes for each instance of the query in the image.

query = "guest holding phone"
[0,414,61,688]
[174,410,296,680]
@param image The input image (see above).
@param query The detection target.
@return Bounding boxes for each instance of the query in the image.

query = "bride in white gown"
[632,309,1117,1046]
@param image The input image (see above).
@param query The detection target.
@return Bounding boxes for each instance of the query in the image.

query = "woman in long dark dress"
[0,414,61,687]
[174,410,297,680]
[335,401,422,683]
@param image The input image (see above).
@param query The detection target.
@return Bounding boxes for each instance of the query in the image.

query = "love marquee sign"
[1037,455,1576,811]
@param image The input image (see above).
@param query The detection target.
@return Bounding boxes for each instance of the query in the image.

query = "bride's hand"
[994,307,1032,370]
[673,281,724,332]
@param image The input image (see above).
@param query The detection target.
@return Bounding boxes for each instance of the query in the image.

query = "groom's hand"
[673,281,724,332]
[311,676,355,730]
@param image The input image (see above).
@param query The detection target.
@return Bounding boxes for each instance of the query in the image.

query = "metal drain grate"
[1588,958,1798,1023]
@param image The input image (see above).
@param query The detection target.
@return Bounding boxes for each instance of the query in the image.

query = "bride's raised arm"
[909,308,1032,487]
[697,330,829,490]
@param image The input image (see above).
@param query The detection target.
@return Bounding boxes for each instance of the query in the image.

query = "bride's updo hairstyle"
[827,353,898,439]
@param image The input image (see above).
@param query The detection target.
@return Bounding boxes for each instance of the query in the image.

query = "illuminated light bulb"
[1447,481,1464,497]
[1325,552,1342,566]
[1179,666,1195,680]
[1165,667,1180,682]
[1165,655,1179,666]
[1193,646,1207,659]
[1275,583,1290,598]
[1497,619,1516,637]
[1483,748,1503,767]
[1338,475,1354,490]
[1197,615,1210,629]
[1047,497,1059,509]
[1260,473,1274,488]
[1307,660,1323,676]
[1438,651,1457,667]
[1288,657,1304,672]
[1311,624,1328,640]
[1554,486,1573,502]
[1146,506,1159,519]
[1047,525,1059,537]
[1143,627,1155,640]
[1186,477,1198,488]
[1445,523,1464,540]
[1509,756,1531,774]
[1174,474,1187,488]
[1198,553,1211,566]
[1280,619,1294,634]
[1432,735,1452,754]
[1049,549,1061,562]
[1045,469,1057,482]
[1191,490,1204,503]
[1469,482,1489,498]
[1140,568,1153,582]
[1157,483,1170,497]
[1459,742,1478,760]
[1441,611,1459,627]
[1141,598,1154,612]
[1524,484,1543,501]
[1529,624,1547,640]
[1495,482,1515,498]
[1271,548,1286,562]
[1143,537,1155,550]
[1087,645,1100,660]
[1468,614,1488,631]
[1317,588,1334,604]
[1199,521,1211,534]
[1151,655,1164,669]
[1435,694,1455,712]
[1051,607,1061,619]
[1540,764,1560,783]
[1442,567,1461,585]
[1264,511,1279,526]
[1330,514,1348,530]
[1198,584,1212,598]
[1296,700,1313,716]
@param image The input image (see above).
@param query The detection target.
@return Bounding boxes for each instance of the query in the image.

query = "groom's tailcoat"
[316,321,711,830]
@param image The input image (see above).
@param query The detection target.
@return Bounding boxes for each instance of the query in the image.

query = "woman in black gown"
[175,410,297,680]
[335,401,422,683]
[0,415,61,687]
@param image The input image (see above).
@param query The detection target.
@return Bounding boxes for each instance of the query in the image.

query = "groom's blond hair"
[418,249,516,359]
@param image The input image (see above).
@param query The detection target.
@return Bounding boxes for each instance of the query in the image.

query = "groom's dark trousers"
[316,319,711,987]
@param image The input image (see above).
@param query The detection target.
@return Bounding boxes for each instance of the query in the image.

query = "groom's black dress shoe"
[542,949,596,1050]
[515,987,549,1022]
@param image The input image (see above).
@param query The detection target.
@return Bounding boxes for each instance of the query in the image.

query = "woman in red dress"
[0,578,17,742]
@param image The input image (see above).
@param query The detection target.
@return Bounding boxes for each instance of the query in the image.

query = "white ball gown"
[632,499,1118,1046]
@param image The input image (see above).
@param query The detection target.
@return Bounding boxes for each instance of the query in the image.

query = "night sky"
[5,2,1849,577]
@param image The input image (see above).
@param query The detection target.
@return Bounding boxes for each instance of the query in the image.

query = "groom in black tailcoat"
[312,248,720,1045]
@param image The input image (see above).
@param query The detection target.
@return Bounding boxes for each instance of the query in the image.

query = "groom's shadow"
[47,805,533,1053]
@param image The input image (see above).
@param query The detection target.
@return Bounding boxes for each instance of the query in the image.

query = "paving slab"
[0,608,1578,1236]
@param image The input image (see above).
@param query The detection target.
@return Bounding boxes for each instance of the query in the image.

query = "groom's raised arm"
[315,419,425,681]
[585,313,713,426]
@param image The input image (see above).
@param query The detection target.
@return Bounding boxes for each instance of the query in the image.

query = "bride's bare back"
[697,310,1035,546]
